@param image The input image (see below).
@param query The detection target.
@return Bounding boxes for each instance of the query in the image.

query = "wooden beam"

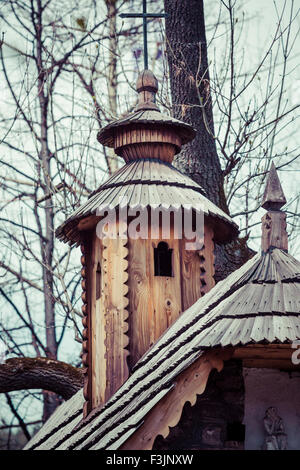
[233,344,299,370]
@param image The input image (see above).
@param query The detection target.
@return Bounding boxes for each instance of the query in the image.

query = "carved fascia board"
[121,347,234,450]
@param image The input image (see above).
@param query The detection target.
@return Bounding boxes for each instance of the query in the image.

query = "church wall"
[243,367,300,450]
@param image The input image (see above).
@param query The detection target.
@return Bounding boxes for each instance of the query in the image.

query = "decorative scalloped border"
[101,231,130,402]
[199,224,215,296]
[121,348,233,450]
[80,242,90,418]
[81,226,130,417]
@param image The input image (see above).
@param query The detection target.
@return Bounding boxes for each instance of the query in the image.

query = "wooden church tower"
[56,70,238,418]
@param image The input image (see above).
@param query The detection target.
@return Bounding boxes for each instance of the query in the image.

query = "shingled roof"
[55,159,238,245]
[56,69,239,246]
[97,109,196,149]
[24,245,300,450]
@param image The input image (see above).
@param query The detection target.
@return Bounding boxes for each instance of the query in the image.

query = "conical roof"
[56,159,238,245]
[261,162,287,210]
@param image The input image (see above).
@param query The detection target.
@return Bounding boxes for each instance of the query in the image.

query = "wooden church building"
[24,70,300,451]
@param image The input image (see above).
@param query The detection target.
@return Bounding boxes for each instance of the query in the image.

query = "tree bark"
[0,358,83,400]
[164,0,254,281]
[164,0,227,211]
[163,1,252,450]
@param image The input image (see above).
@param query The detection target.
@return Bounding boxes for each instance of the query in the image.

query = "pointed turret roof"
[261,162,288,253]
[261,162,287,210]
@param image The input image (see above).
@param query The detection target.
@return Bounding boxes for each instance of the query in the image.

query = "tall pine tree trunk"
[164,0,227,210]
[163,0,249,450]
[164,0,253,282]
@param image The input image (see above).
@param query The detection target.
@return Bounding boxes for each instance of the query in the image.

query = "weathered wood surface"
[262,211,288,252]
[0,357,83,399]
[128,227,182,367]
[97,109,196,149]
[81,238,92,418]
[101,229,129,402]
[135,69,160,112]
[115,126,181,162]
[261,162,287,210]
[82,226,130,415]
[233,344,300,369]
[180,224,215,311]
[121,349,232,450]
[23,390,84,450]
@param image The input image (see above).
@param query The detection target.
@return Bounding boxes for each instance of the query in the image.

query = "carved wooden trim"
[121,348,233,450]
[199,224,215,296]
[81,238,92,418]
[101,227,130,402]
[180,224,215,311]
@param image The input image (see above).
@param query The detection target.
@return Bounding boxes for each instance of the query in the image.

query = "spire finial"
[261,162,287,210]
[135,69,160,111]
[261,162,288,253]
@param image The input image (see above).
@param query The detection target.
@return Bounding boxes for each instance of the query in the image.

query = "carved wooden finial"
[261,162,288,253]
[135,69,160,111]
[261,162,287,210]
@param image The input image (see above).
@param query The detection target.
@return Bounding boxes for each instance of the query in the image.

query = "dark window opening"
[96,262,101,300]
[154,241,173,277]
[226,422,245,442]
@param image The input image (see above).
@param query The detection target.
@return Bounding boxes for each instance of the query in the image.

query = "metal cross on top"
[120,0,167,70]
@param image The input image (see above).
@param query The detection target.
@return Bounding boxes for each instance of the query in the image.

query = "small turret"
[56,70,239,418]
[261,162,288,252]
[97,70,195,163]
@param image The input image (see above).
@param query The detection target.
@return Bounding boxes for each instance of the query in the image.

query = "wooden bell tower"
[56,70,238,418]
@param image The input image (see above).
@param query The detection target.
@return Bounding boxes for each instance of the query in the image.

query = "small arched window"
[154,242,173,277]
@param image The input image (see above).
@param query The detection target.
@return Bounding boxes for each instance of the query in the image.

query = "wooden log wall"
[127,230,182,369]
[128,222,215,368]
[180,223,215,311]
[82,227,130,417]
[81,217,215,415]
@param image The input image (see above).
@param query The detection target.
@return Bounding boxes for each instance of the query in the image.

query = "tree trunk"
[163,0,251,450]
[164,0,253,281]
[164,0,227,211]
[0,358,83,400]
